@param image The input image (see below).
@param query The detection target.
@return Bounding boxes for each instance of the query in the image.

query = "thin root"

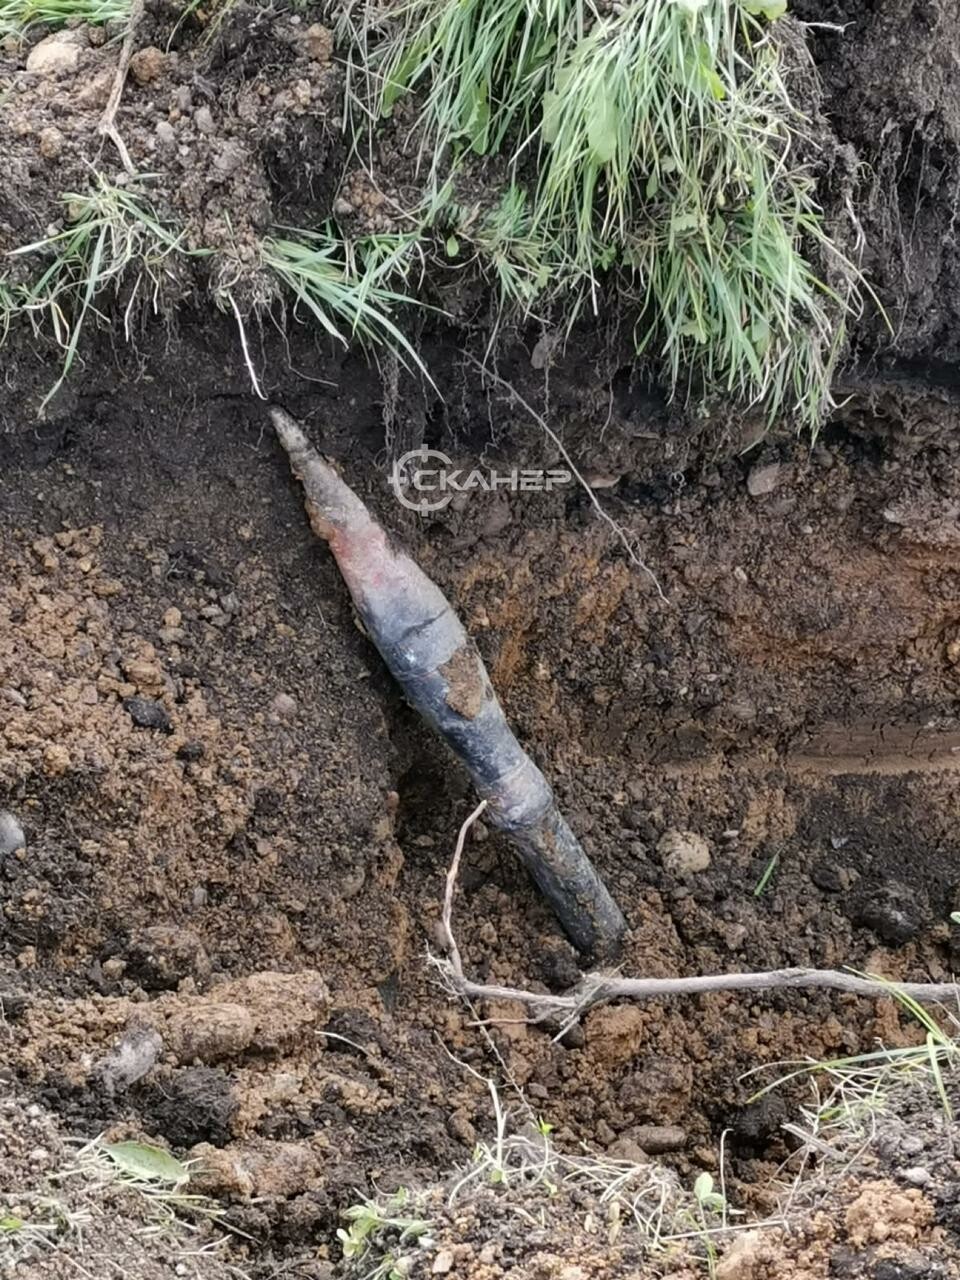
[99,0,146,176]
[436,807,960,1023]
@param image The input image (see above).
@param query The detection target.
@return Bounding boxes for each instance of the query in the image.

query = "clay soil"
[2,1,960,1277]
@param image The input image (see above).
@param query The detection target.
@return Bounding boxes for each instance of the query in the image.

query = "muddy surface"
[2,0,960,1276]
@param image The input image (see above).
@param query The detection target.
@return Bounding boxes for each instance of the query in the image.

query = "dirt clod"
[122,925,211,991]
[123,695,173,731]
[129,46,167,85]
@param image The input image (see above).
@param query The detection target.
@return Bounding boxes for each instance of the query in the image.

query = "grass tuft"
[259,228,434,384]
[8,176,204,412]
[745,974,960,1190]
[345,0,873,427]
[0,0,129,35]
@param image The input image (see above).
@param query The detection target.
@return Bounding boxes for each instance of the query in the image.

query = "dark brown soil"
[2,2,960,1277]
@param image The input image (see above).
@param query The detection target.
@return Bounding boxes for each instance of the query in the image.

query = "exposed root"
[436,808,960,1029]
[98,0,146,176]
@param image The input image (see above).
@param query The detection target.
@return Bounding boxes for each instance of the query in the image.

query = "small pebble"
[124,696,173,732]
[0,811,26,856]
[902,1166,931,1186]
[194,105,215,134]
[26,34,80,75]
[560,1023,585,1050]
[657,829,711,876]
[271,692,298,719]
[747,460,781,497]
[627,1123,687,1154]
[155,120,176,146]
[432,1251,454,1275]
[38,126,63,159]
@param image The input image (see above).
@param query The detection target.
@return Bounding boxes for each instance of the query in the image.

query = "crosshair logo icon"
[390,445,455,513]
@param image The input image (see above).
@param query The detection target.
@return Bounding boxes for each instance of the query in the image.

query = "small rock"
[900,1135,925,1156]
[129,46,166,85]
[606,1136,648,1164]
[124,696,173,732]
[101,957,126,981]
[38,126,64,159]
[901,1166,931,1187]
[855,883,922,946]
[271,692,298,719]
[657,829,711,876]
[625,1124,687,1154]
[432,1251,454,1275]
[155,120,176,147]
[559,1023,585,1050]
[194,105,215,134]
[26,34,80,75]
[746,460,780,497]
[0,811,25,857]
[177,740,205,762]
[559,1268,585,1280]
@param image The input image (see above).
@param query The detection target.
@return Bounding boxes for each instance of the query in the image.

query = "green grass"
[747,974,960,1121]
[9,177,203,412]
[346,0,870,428]
[1,182,432,407]
[0,0,129,35]
[259,229,433,382]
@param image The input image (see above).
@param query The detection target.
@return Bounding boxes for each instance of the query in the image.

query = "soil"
[2,1,960,1277]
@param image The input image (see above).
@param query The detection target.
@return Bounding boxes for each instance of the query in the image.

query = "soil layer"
[2,1,960,1277]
